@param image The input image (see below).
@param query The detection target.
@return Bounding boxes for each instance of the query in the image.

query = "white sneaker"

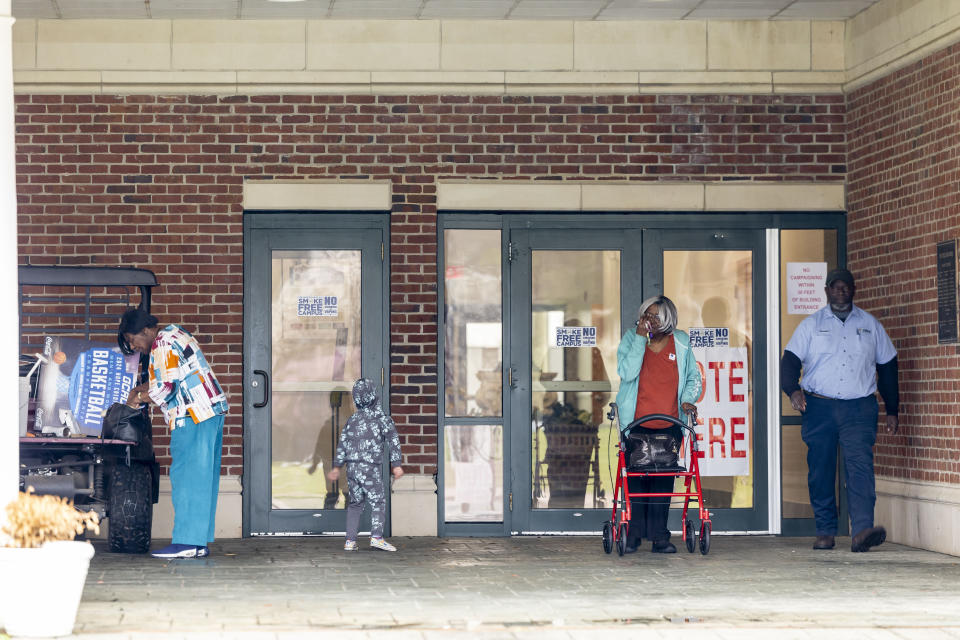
[344,540,358,551]
[370,537,396,552]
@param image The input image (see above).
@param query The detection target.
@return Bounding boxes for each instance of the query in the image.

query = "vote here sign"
[687,340,750,477]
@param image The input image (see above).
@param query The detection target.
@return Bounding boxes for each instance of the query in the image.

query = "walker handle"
[606,402,620,425]
[623,413,697,439]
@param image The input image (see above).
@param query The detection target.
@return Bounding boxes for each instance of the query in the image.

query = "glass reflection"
[664,250,754,509]
[531,250,620,510]
[271,251,361,510]
[779,229,838,419]
[779,229,837,520]
[444,424,503,522]
[444,230,502,417]
[782,425,814,517]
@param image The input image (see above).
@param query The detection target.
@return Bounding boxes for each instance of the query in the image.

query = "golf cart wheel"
[108,461,153,554]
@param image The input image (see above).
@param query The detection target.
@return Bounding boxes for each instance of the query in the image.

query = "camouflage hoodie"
[333,378,402,468]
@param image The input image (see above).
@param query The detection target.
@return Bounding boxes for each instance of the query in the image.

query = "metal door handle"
[253,369,270,408]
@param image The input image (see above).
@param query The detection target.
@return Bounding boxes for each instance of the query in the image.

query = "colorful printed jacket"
[146,324,228,429]
[334,378,402,467]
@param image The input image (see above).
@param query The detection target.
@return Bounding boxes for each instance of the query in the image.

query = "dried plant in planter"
[2,487,100,548]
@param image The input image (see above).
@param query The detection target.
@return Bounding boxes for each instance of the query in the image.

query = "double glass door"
[243,214,387,536]
[507,225,766,533]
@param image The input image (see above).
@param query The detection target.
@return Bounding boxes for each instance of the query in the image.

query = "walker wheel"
[602,521,613,554]
[699,521,711,555]
[684,518,695,553]
[616,523,628,556]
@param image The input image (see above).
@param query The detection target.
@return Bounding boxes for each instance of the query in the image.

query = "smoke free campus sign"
[786,262,827,315]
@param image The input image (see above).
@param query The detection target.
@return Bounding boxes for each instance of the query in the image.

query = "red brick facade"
[15,93,845,476]
[847,43,960,485]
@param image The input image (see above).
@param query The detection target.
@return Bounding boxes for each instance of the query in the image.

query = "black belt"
[805,391,865,401]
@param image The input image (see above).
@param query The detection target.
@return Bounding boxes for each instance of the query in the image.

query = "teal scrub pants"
[170,414,224,546]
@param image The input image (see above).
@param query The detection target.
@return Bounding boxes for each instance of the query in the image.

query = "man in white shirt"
[781,268,899,553]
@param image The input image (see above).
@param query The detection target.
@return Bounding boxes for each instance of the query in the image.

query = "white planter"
[0,541,95,637]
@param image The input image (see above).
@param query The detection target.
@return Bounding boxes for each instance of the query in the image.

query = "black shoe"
[651,541,676,554]
[851,526,886,552]
[623,540,639,554]
[813,535,835,550]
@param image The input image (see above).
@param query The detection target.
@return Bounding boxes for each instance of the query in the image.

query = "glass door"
[642,228,767,532]
[509,227,642,532]
[779,228,841,536]
[244,215,387,536]
[441,228,507,535]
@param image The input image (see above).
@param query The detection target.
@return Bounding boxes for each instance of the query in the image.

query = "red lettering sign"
[708,417,726,458]
[729,361,744,402]
[731,417,746,458]
[688,345,750,476]
[708,361,725,400]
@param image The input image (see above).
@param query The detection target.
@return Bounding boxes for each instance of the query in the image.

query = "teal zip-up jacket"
[615,328,703,431]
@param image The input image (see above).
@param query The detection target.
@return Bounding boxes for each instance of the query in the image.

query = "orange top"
[633,335,680,429]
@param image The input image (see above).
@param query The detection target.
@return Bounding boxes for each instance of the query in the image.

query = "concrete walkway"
[57,536,960,638]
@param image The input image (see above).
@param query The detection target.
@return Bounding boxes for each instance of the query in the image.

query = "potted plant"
[0,488,100,637]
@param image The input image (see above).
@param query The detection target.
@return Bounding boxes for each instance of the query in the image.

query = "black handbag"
[627,431,680,469]
[101,403,144,444]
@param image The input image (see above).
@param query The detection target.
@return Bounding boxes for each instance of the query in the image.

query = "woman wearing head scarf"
[615,295,702,554]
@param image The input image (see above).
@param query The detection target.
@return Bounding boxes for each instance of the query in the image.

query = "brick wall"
[15,93,845,477]
[846,43,960,485]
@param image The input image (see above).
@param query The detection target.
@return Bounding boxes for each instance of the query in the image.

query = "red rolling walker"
[602,402,712,556]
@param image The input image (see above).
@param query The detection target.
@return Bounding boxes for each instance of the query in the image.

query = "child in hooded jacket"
[327,378,403,551]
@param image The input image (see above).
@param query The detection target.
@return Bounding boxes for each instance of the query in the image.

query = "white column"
[765,228,782,534]
[0,0,19,526]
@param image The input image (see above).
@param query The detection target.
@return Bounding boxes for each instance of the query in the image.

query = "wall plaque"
[937,239,958,344]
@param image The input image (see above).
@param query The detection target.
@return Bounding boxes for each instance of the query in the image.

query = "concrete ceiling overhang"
[12,0,882,21]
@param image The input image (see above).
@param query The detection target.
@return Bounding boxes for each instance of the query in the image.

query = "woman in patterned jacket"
[118,307,228,559]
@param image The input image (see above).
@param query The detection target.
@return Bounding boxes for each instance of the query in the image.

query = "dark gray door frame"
[438,211,845,537]
[507,226,641,533]
[642,227,768,533]
[242,212,389,537]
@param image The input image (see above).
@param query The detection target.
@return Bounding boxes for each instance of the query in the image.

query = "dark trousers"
[801,394,879,536]
[345,461,387,540]
[625,424,681,545]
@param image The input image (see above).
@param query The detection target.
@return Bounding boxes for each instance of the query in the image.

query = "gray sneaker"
[370,537,396,552]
